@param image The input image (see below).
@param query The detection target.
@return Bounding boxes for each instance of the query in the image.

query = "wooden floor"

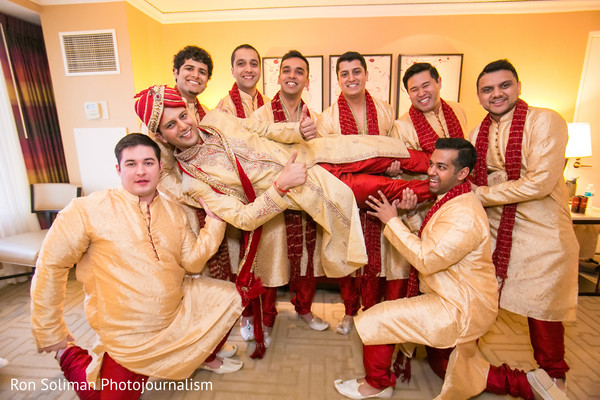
[0,275,599,400]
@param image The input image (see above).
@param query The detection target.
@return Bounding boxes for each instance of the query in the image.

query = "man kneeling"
[31,134,243,399]
[334,138,498,399]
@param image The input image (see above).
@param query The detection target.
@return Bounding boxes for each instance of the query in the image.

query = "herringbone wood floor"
[1,274,599,399]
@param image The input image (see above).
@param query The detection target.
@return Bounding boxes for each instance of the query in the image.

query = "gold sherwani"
[355,192,498,400]
[217,89,270,117]
[251,102,324,284]
[469,106,578,321]
[179,110,411,278]
[316,95,403,280]
[31,187,242,384]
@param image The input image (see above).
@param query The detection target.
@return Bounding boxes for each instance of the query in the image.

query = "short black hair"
[434,137,477,175]
[173,45,214,79]
[114,133,161,164]
[476,59,519,89]
[402,62,440,90]
[281,50,309,75]
[336,51,367,75]
[231,44,260,67]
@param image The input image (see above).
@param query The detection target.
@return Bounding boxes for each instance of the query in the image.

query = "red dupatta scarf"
[409,99,464,153]
[473,98,528,296]
[338,90,379,136]
[229,82,265,118]
[270,91,317,293]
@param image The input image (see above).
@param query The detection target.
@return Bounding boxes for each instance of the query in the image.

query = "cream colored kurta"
[469,106,579,321]
[217,89,270,117]
[251,101,324,283]
[179,110,411,278]
[387,100,467,279]
[316,95,395,137]
[355,191,498,400]
[316,94,403,279]
[31,187,242,385]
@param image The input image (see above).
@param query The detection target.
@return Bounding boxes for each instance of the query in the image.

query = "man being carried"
[334,138,498,400]
[31,134,244,399]
[251,49,329,340]
[471,59,578,400]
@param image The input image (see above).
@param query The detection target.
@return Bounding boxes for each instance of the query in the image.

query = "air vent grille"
[59,30,119,76]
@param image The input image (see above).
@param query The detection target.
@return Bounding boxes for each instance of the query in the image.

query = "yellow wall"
[39,2,137,186]
[37,2,600,185]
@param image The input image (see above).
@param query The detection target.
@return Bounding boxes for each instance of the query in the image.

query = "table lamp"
[566,122,592,168]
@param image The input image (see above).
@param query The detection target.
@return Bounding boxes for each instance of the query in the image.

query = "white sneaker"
[526,369,570,400]
[240,320,254,341]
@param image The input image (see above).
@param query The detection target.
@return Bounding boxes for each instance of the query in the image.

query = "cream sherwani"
[356,191,498,400]
[469,106,578,321]
[250,101,323,283]
[217,89,270,117]
[179,110,411,278]
[31,187,242,385]
[316,95,404,280]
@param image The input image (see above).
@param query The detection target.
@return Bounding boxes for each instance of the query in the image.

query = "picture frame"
[329,54,392,106]
[396,54,463,118]
[262,55,324,112]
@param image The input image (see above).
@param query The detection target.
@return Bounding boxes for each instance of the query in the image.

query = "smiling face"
[277,57,309,98]
[116,145,161,203]
[155,106,200,150]
[173,58,209,102]
[428,148,468,195]
[337,59,368,100]
[477,69,521,121]
[232,47,261,94]
[406,70,442,114]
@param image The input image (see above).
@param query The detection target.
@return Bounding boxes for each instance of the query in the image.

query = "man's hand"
[275,150,307,195]
[198,197,223,221]
[299,105,317,141]
[38,334,74,353]
[366,191,400,224]
[385,160,403,177]
[397,188,418,211]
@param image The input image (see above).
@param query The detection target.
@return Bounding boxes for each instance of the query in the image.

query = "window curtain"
[0,24,40,285]
[0,12,68,184]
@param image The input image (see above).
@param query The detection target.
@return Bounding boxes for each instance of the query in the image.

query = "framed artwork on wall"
[329,54,392,106]
[262,56,324,112]
[396,54,463,118]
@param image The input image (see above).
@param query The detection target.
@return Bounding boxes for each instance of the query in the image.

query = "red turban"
[134,85,186,134]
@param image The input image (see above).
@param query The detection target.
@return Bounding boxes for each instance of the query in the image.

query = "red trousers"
[59,346,147,400]
[363,344,396,389]
[427,318,568,400]
[291,275,316,315]
[241,287,278,327]
[319,154,432,208]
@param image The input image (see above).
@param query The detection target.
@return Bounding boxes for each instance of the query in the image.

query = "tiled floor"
[1,275,599,399]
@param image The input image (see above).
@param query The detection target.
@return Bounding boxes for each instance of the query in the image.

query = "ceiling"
[1,0,599,25]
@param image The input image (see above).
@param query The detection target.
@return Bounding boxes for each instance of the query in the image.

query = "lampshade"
[565,122,592,158]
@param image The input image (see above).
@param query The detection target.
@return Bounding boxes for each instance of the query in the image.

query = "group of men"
[29,43,578,400]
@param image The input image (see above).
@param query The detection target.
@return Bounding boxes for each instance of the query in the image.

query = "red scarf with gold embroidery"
[337,90,382,286]
[229,82,264,118]
[409,99,464,153]
[271,91,309,122]
[338,90,379,136]
[473,99,528,295]
[270,91,316,292]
